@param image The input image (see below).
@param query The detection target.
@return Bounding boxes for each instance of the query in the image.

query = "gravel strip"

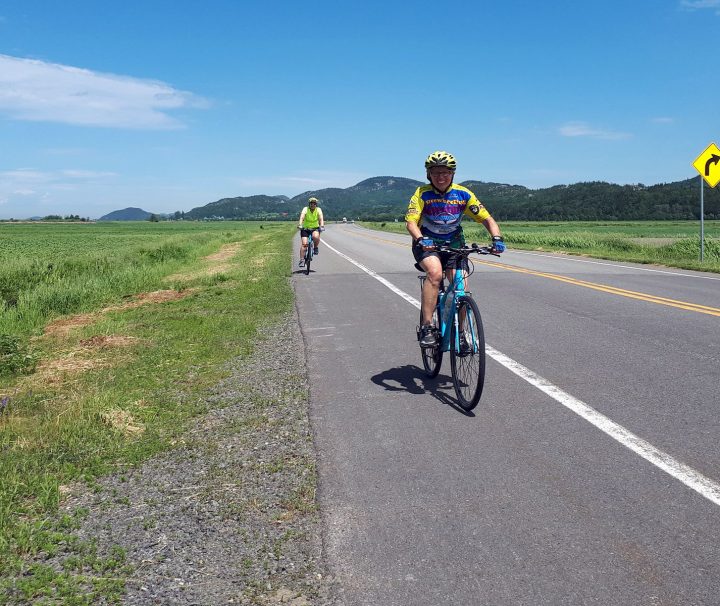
[42,307,341,605]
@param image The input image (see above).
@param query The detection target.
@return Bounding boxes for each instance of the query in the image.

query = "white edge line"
[322,240,720,507]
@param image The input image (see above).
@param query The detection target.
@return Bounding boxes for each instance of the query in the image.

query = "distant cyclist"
[406,151,505,347]
[298,197,325,267]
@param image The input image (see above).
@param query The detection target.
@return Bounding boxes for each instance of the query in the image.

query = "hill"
[182,176,719,222]
[466,179,720,221]
[183,195,291,221]
[103,177,715,223]
[99,207,154,221]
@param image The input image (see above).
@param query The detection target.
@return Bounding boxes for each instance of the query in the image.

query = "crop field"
[0,221,258,337]
[0,220,298,602]
[366,220,720,273]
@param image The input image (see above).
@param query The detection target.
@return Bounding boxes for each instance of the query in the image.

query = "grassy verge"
[363,220,720,273]
[0,222,296,603]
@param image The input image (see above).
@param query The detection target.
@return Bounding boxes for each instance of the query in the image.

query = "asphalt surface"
[293,223,720,606]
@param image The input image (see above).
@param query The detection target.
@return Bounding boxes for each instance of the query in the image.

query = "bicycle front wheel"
[450,296,486,410]
[305,247,312,275]
[420,306,443,378]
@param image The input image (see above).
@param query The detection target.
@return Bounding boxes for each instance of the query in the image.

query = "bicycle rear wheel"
[450,296,485,410]
[420,306,442,378]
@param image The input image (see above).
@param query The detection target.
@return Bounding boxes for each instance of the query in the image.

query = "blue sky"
[1,0,719,219]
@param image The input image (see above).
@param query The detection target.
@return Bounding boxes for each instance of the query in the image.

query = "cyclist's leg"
[420,255,443,326]
[299,232,309,265]
[412,239,443,325]
[312,229,320,252]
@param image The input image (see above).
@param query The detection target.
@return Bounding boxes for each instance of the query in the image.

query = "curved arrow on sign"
[705,154,720,176]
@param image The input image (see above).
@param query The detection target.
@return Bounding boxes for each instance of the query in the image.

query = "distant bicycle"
[417,243,499,411]
[298,226,323,275]
[302,231,314,275]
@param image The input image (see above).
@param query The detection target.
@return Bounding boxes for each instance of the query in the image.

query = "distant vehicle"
[342,217,347,223]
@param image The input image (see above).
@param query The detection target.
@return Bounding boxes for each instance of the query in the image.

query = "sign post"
[691,142,720,262]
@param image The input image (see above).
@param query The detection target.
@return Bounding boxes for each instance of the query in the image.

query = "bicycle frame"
[435,268,478,354]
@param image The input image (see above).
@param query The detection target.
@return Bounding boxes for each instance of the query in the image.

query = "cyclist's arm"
[481,216,502,239]
[463,191,501,239]
[318,208,325,227]
[298,207,307,228]
[463,192,491,224]
[405,190,424,242]
[406,220,423,242]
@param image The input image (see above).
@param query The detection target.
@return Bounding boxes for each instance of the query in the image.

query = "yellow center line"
[476,260,720,317]
[340,228,720,317]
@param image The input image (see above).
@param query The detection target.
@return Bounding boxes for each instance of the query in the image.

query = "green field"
[365,220,720,273]
[0,221,297,602]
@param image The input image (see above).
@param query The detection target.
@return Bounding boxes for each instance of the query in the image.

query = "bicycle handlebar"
[432,242,501,258]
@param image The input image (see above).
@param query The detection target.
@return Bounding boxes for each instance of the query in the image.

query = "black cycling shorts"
[412,235,469,272]
[300,228,319,238]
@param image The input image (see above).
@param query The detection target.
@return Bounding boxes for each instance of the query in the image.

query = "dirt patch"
[79,335,141,348]
[37,353,107,374]
[112,289,194,309]
[166,243,243,282]
[43,313,99,337]
[43,289,194,338]
[32,354,109,386]
[101,408,145,438]
[204,242,243,262]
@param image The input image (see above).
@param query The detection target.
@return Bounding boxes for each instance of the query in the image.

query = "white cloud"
[558,121,631,140]
[0,54,209,129]
[230,171,369,195]
[680,0,720,13]
[60,169,117,178]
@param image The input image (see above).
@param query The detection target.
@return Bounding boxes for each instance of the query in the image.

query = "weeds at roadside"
[0,222,296,603]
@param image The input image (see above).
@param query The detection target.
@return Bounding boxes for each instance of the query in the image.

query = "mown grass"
[0,221,295,603]
[364,220,720,273]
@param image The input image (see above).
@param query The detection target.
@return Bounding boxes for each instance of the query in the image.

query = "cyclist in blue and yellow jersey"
[406,151,505,347]
[298,197,325,267]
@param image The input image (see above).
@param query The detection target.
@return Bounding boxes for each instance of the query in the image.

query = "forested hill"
[182,176,719,221]
[184,195,291,221]
[464,179,719,221]
[99,207,153,221]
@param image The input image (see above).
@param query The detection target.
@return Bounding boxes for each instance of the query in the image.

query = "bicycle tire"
[420,306,442,378]
[305,246,312,275]
[450,296,486,410]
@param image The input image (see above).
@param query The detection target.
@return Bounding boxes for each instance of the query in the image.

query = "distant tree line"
[97,176,720,223]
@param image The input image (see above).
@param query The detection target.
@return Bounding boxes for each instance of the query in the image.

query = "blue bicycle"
[299,226,323,275]
[417,243,498,410]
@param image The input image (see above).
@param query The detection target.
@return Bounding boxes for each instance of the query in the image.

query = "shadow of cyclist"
[370,365,475,417]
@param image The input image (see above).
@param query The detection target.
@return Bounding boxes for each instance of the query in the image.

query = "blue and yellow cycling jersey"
[404,184,490,240]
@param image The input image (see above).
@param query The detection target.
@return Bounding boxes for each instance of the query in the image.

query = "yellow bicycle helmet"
[308,197,319,204]
[425,151,457,171]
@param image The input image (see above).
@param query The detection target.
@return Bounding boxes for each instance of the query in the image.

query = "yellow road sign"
[692,142,720,188]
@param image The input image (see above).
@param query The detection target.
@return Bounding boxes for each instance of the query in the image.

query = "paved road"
[293,224,720,606]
